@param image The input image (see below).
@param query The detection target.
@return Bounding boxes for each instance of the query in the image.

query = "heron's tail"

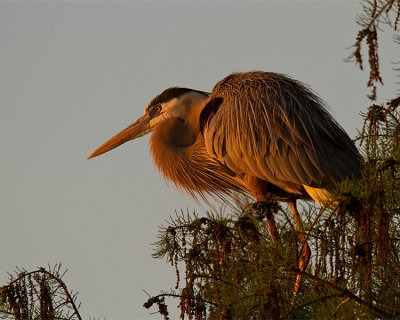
[303,185,335,208]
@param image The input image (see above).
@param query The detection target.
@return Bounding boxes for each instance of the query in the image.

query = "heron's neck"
[148,97,248,201]
[153,98,205,148]
[153,118,198,148]
[150,126,247,203]
[149,120,205,191]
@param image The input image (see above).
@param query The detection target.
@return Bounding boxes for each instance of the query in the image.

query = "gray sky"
[0,1,397,319]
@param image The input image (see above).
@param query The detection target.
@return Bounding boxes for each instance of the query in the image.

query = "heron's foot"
[252,200,280,220]
[249,201,281,246]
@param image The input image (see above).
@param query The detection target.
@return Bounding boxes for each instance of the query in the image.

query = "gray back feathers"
[202,71,360,195]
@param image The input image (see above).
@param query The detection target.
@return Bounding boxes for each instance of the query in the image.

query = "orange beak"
[87,114,151,160]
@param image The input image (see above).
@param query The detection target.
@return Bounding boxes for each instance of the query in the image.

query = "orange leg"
[266,210,280,246]
[288,201,311,304]
[254,200,280,246]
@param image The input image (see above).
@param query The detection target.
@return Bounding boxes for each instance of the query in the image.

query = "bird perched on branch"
[88,71,360,205]
[88,71,361,299]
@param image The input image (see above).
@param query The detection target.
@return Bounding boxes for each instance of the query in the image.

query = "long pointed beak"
[87,114,150,160]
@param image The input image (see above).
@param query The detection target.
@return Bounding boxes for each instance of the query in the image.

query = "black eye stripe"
[149,88,193,108]
[145,88,209,116]
[148,87,209,109]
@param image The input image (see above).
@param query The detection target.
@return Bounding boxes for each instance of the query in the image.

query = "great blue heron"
[88,71,361,298]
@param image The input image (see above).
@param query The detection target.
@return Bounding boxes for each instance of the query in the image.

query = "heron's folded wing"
[201,72,361,192]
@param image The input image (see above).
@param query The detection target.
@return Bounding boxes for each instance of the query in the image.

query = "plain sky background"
[0,1,398,319]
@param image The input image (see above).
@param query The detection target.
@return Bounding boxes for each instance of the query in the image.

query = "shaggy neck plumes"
[154,118,198,148]
[150,118,247,203]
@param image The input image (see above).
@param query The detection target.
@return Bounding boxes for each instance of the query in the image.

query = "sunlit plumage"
[88,71,360,205]
[88,71,361,301]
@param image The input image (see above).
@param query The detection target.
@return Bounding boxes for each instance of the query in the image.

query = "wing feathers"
[202,71,361,195]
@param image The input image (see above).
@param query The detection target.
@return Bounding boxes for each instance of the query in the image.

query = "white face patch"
[147,97,186,129]
[167,94,205,119]
[145,98,177,128]
[148,110,169,128]
[145,91,208,130]
[164,97,187,118]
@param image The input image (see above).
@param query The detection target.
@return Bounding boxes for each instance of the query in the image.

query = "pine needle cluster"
[0,264,81,320]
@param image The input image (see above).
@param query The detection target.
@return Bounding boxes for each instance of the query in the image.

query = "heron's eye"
[154,105,162,113]
[149,104,162,117]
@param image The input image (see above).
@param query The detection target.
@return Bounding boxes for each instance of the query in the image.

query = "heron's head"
[87,87,209,159]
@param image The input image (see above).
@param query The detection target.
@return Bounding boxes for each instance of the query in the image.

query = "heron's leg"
[253,201,280,246]
[252,200,281,319]
[245,176,281,246]
[288,201,311,303]
[266,209,279,247]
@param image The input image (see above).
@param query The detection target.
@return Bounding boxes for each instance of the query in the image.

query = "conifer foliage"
[144,1,400,318]
[0,1,399,319]
[0,265,81,320]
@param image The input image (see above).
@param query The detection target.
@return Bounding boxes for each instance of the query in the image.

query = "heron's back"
[201,71,361,200]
